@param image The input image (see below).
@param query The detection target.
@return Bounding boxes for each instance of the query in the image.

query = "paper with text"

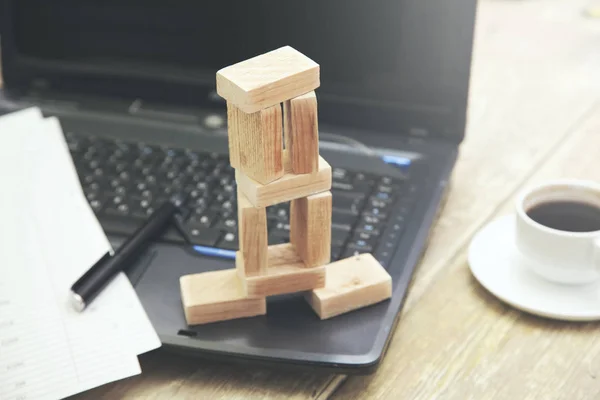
[0,109,161,400]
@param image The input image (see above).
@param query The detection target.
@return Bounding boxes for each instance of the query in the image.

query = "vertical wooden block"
[290,191,332,268]
[284,91,319,174]
[231,104,284,185]
[237,190,268,277]
[226,102,240,169]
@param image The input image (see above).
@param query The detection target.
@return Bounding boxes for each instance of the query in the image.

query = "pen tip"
[70,291,86,312]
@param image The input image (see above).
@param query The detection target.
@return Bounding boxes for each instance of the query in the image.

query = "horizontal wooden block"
[305,253,392,320]
[180,269,266,326]
[237,190,268,277]
[290,191,332,268]
[284,91,319,174]
[235,151,331,208]
[216,46,320,114]
[229,103,284,185]
[236,243,326,297]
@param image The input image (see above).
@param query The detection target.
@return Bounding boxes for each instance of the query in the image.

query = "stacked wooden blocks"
[180,46,392,326]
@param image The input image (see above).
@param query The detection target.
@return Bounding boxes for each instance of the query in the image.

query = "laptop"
[0,0,477,373]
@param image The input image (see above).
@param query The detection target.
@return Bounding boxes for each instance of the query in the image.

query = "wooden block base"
[235,151,331,208]
[236,243,326,297]
[180,269,266,326]
[305,253,392,320]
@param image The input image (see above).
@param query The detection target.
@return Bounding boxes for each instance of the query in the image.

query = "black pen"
[70,195,186,312]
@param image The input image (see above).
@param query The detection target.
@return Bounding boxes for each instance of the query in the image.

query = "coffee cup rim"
[516,179,600,237]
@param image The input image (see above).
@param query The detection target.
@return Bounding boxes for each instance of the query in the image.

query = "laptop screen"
[3,0,477,139]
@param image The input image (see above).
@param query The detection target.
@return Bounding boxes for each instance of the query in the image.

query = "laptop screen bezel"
[0,1,477,142]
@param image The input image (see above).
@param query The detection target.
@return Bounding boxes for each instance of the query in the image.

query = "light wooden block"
[305,253,392,320]
[290,191,332,268]
[236,243,326,297]
[235,151,331,208]
[180,269,266,326]
[284,91,319,174]
[237,190,268,277]
[226,102,241,168]
[228,103,283,185]
[217,46,320,114]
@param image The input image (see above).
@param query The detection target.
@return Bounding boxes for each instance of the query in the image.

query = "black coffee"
[526,200,600,232]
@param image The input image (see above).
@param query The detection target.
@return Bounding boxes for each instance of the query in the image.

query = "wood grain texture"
[306,253,392,320]
[68,352,341,400]
[333,102,600,400]
[237,190,268,277]
[329,0,600,398]
[233,104,284,185]
[62,0,600,398]
[236,244,326,297]
[290,191,332,268]
[217,46,320,114]
[180,269,266,326]
[236,151,331,208]
[284,91,319,174]
[227,102,241,168]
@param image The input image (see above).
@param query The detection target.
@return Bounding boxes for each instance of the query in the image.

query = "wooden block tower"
[180,46,392,326]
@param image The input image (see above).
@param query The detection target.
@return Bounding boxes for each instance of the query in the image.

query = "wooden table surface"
[29,0,600,398]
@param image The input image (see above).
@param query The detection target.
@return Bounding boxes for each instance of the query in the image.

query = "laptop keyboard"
[66,132,418,267]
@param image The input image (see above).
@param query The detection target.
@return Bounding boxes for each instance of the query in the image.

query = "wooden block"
[283,91,319,174]
[290,191,332,268]
[180,269,266,326]
[229,103,283,185]
[305,253,392,320]
[235,151,331,208]
[226,102,241,169]
[237,190,268,277]
[216,46,320,114]
[236,243,326,297]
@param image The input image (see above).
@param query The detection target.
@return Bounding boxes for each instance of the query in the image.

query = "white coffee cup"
[515,180,600,285]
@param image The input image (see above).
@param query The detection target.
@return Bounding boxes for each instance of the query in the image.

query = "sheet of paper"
[34,117,161,357]
[0,108,161,400]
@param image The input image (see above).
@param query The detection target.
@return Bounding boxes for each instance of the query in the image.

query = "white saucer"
[468,214,600,321]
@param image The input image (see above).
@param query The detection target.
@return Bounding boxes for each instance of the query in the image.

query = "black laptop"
[0,0,477,373]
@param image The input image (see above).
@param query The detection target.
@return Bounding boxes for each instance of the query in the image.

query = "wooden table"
[60,0,600,398]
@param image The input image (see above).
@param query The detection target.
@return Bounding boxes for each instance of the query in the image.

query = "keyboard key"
[184,225,221,246]
[350,232,378,248]
[354,172,376,184]
[89,199,104,212]
[104,203,131,217]
[215,217,237,232]
[188,210,218,227]
[362,207,388,219]
[332,168,351,182]
[373,191,394,202]
[332,196,364,214]
[271,222,291,238]
[356,222,380,235]
[346,241,373,253]
[217,232,239,250]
